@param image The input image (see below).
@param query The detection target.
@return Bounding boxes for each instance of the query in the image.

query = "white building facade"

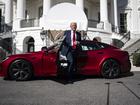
[0,0,140,53]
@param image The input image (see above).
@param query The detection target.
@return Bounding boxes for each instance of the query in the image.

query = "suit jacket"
[61,30,81,57]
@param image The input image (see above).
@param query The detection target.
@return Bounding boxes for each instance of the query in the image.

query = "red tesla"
[0,40,131,81]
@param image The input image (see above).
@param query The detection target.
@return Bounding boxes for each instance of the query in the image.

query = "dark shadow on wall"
[0,38,12,54]
[0,16,12,33]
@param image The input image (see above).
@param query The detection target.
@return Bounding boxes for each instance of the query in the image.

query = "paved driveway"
[0,71,140,105]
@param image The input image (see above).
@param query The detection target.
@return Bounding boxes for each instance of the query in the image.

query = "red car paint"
[0,41,131,79]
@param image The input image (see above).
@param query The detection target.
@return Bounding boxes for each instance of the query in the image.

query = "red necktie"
[73,31,76,49]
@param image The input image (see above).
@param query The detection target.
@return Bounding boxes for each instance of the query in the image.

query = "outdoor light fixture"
[40,28,47,46]
[12,31,17,54]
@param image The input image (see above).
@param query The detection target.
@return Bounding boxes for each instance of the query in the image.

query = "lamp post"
[40,29,47,46]
[12,31,17,54]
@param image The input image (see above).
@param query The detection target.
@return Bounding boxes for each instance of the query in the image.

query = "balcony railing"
[0,24,12,33]
[88,19,104,29]
[88,19,100,28]
[20,18,39,28]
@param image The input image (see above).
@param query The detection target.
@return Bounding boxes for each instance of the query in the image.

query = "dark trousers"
[67,48,76,80]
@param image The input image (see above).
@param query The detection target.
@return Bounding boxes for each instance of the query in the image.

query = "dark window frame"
[120,13,127,33]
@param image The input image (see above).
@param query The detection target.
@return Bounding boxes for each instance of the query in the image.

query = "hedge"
[132,53,140,66]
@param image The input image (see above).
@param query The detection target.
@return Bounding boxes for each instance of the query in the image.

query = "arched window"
[23,37,35,53]
[27,37,35,52]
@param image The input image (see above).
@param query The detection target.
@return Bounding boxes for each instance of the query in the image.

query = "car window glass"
[81,46,89,51]
[81,43,106,51]
[98,43,107,48]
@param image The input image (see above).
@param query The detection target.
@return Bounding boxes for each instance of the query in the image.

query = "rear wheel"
[8,59,33,81]
[101,59,120,79]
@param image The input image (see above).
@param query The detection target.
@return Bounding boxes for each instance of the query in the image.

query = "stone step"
[122,38,140,50]
[122,38,140,56]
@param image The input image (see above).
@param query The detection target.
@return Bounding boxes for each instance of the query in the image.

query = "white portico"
[4,0,119,32]
[1,0,140,53]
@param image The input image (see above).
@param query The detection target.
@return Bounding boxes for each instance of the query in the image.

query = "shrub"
[132,53,140,66]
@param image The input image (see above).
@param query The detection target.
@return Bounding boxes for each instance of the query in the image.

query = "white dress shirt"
[71,30,77,46]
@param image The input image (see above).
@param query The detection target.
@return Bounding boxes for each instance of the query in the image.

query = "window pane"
[81,43,106,51]
[120,13,127,33]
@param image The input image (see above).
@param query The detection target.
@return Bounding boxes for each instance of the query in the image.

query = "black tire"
[8,59,33,81]
[101,59,120,79]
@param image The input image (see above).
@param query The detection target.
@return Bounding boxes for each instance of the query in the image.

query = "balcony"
[0,24,12,33]
[88,19,99,28]
[20,18,104,29]
[88,19,104,30]
[20,18,39,28]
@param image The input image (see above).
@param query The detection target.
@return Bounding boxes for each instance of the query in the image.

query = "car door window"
[81,46,89,51]
[81,43,106,51]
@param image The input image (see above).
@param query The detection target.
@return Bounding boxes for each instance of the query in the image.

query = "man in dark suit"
[61,22,81,83]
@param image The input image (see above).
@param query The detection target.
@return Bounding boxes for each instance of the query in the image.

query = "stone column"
[13,0,26,30]
[110,0,114,27]
[40,0,51,27]
[114,0,118,33]
[43,0,51,17]
[5,0,13,24]
[99,0,111,32]
[16,0,26,19]
[76,0,84,10]
[100,0,108,22]
[131,0,139,38]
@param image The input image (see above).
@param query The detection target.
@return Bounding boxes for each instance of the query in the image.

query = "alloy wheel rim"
[10,61,30,80]
[103,60,120,78]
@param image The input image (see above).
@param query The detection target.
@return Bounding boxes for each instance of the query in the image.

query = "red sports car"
[0,40,131,81]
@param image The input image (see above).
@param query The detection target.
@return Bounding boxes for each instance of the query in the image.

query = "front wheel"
[101,59,120,79]
[8,59,33,81]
